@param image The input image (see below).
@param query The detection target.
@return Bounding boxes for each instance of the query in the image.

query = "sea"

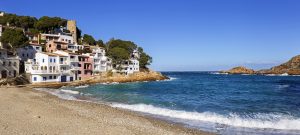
[36,72,300,135]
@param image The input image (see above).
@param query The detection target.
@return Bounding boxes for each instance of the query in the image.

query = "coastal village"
[0,11,156,85]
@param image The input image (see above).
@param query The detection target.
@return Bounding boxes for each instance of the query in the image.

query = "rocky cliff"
[257,55,300,75]
[221,55,300,75]
[220,66,255,74]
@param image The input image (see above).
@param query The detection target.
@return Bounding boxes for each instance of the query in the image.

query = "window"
[42,59,45,63]
[8,62,11,66]
[78,71,81,74]
[2,62,5,66]
[22,53,25,57]
[34,77,37,81]
[53,59,56,63]
[43,77,47,81]
[14,62,17,66]
[54,76,56,79]
[50,58,52,63]
[49,76,52,79]
[49,44,51,47]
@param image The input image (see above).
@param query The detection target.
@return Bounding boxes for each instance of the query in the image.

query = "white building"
[67,44,84,52]
[17,44,42,61]
[41,33,74,44]
[91,47,112,74]
[54,50,80,81]
[25,52,76,83]
[121,49,140,74]
[0,49,20,79]
[0,24,2,48]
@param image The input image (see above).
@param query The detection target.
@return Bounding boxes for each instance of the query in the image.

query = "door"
[61,75,67,82]
[1,70,7,78]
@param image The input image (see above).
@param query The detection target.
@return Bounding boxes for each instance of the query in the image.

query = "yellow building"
[67,20,77,44]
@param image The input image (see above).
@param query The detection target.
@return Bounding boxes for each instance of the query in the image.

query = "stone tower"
[67,20,77,44]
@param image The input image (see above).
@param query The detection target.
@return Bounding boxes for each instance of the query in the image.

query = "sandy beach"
[0,86,211,135]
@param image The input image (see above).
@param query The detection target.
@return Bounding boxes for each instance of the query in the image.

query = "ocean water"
[38,72,300,135]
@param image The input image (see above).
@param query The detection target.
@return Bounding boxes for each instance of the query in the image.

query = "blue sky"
[1,0,300,71]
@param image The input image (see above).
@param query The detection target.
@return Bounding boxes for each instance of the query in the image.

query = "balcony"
[70,66,80,70]
[70,58,78,62]
[59,61,68,65]
[60,70,70,74]
[30,70,59,74]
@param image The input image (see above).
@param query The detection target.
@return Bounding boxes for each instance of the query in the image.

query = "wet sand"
[0,87,212,135]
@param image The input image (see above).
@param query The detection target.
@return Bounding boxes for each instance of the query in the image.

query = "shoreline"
[0,86,212,135]
[27,71,169,88]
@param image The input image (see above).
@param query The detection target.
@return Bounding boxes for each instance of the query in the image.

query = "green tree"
[139,52,152,69]
[107,47,130,70]
[29,28,40,35]
[82,34,96,45]
[76,27,82,42]
[96,39,106,48]
[107,39,137,53]
[0,13,37,29]
[0,28,28,49]
[19,16,37,29]
[34,16,67,33]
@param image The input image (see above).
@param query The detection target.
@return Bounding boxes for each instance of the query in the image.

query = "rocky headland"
[220,66,255,74]
[220,55,300,75]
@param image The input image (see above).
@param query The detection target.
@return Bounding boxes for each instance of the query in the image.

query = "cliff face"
[257,55,300,75]
[221,55,300,75]
[220,66,255,74]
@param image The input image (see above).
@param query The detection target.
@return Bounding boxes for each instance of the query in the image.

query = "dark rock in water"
[220,66,255,74]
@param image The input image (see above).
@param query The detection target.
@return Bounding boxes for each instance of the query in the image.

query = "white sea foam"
[280,73,289,76]
[75,85,89,89]
[60,89,80,94]
[111,103,300,130]
[265,73,300,77]
[35,88,78,100]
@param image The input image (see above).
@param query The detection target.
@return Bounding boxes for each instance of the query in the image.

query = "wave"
[111,103,300,130]
[60,89,80,94]
[75,85,89,89]
[35,88,78,100]
[265,73,300,77]
[210,72,229,75]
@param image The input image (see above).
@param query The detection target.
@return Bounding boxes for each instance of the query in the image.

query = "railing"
[59,61,68,65]
[70,58,78,62]
[30,70,59,74]
[70,66,80,70]
[25,62,39,65]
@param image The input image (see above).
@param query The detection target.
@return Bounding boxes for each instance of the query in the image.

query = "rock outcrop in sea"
[220,66,255,74]
[220,55,300,75]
